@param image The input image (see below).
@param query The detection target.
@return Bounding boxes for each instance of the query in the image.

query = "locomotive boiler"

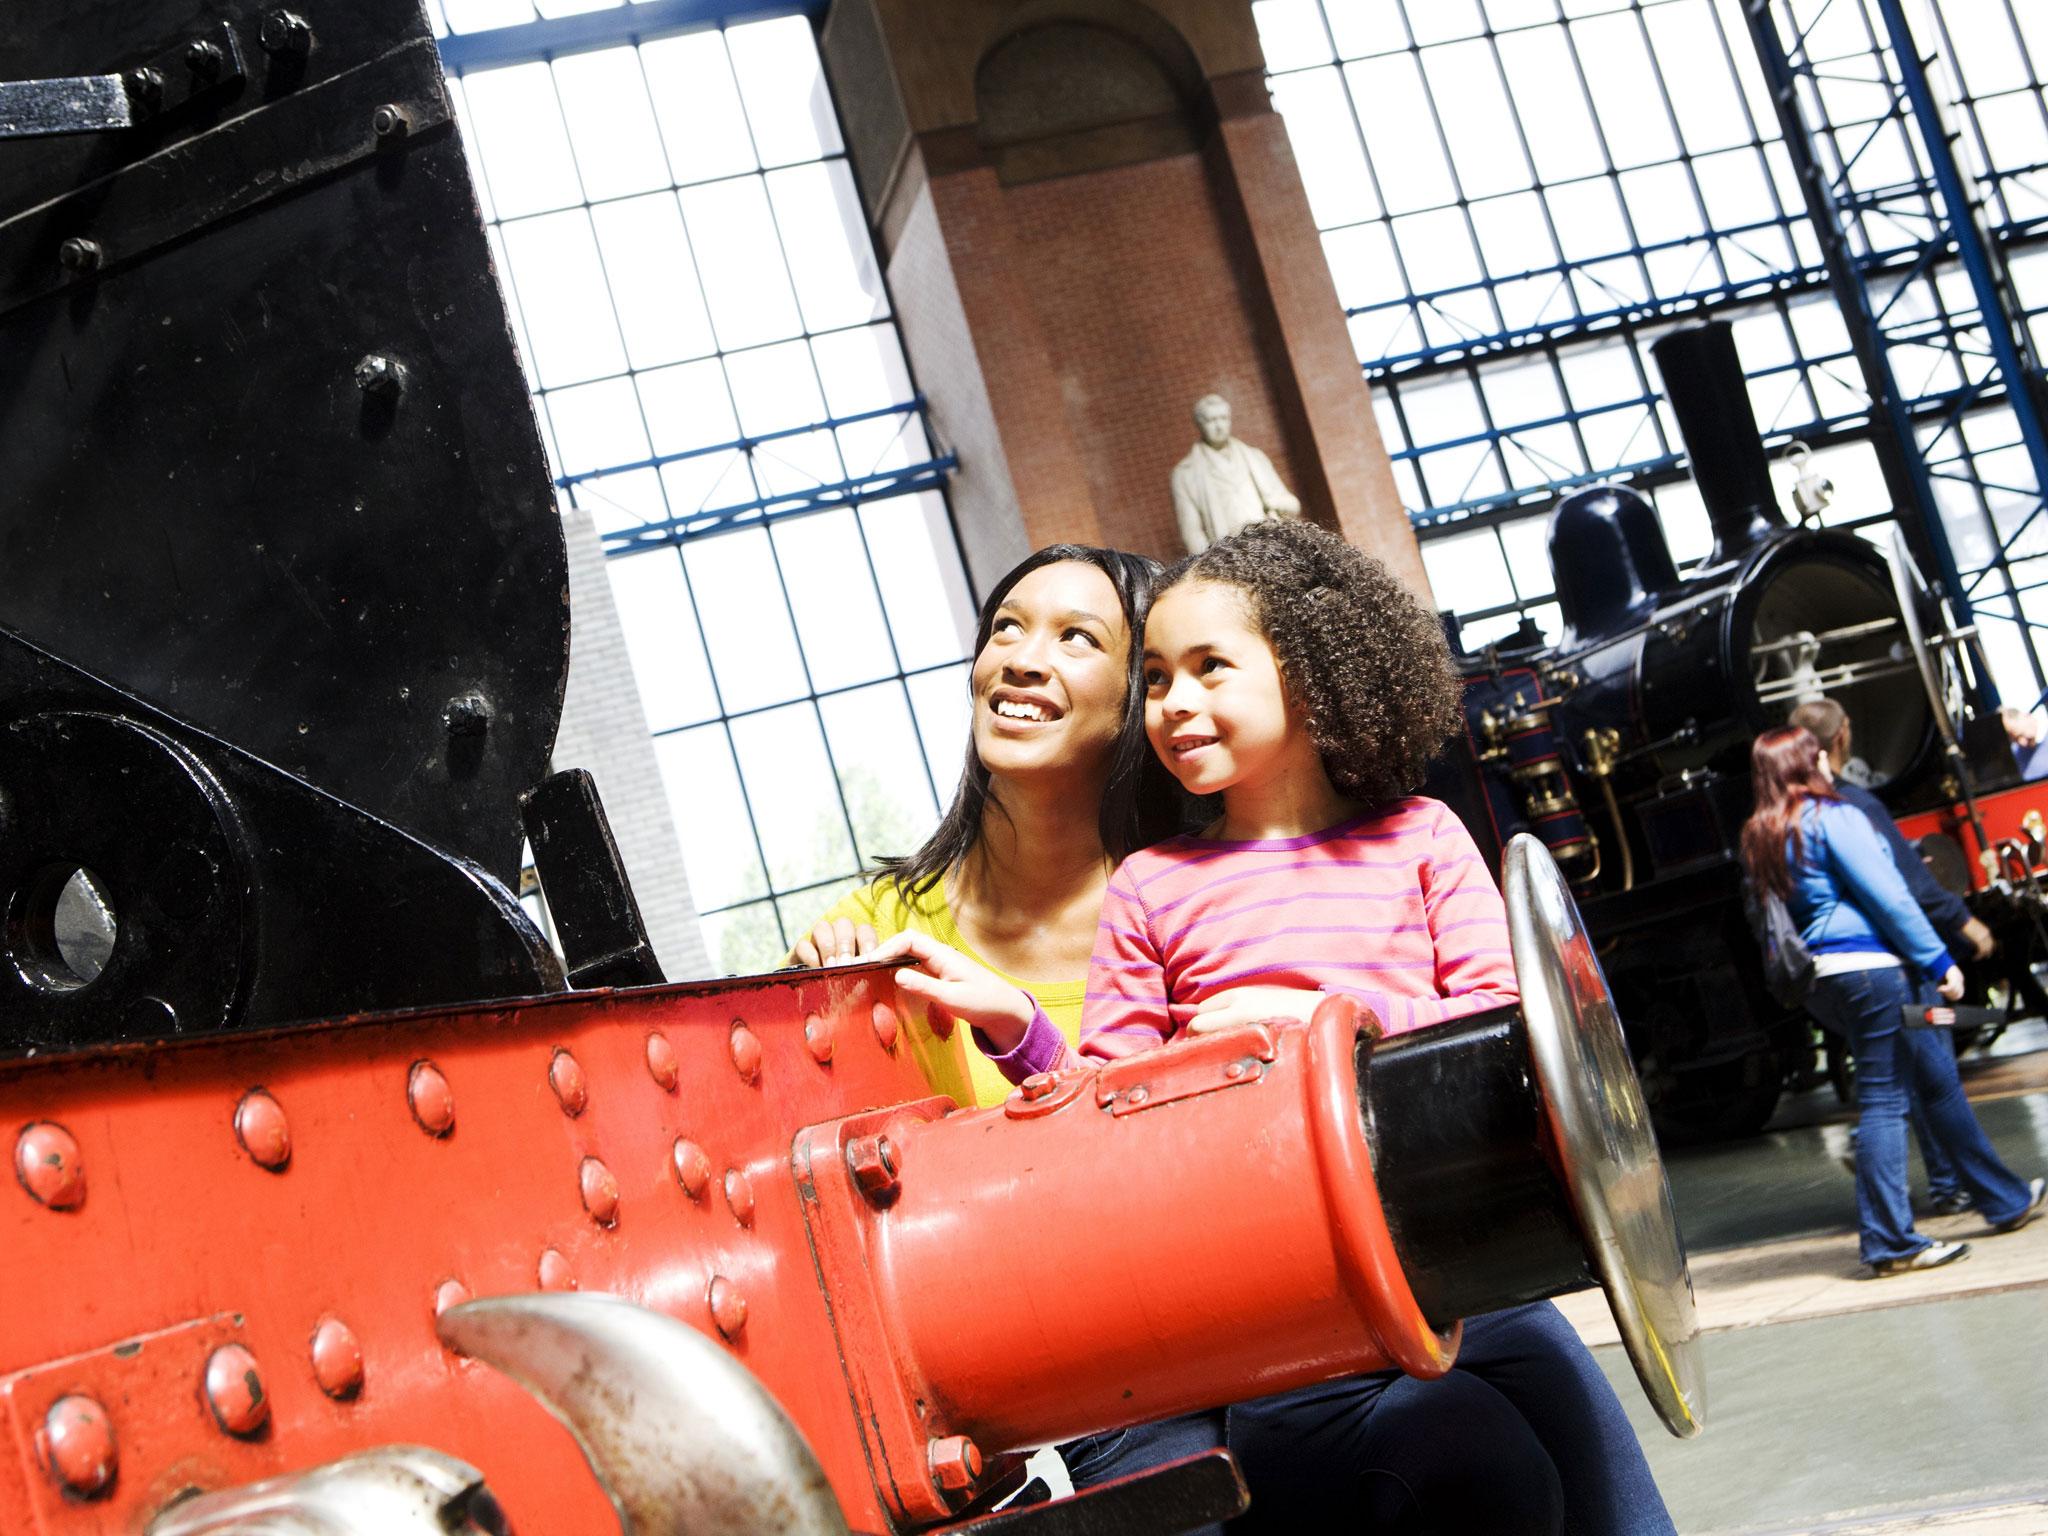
[1436,319,2034,1139]
[0,2,1710,1531]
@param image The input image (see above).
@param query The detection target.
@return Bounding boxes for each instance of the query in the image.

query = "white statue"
[1170,394,1302,555]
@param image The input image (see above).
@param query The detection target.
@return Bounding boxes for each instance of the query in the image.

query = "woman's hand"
[789,916,878,968]
[1960,916,1997,961]
[1938,965,1966,1002]
[1187,986,1326,1034]
[866,931,1038,1052]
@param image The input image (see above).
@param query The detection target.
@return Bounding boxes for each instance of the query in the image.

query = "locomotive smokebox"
[1651,321,1791,566]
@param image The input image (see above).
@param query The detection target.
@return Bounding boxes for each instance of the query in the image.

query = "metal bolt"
[870,1001,900,1051]
[1018,1072,1057,1102]
[258,9,313,56]
[433,1279,472,1317]
[803,1013,834,1064]
[353,351,409,400]
[1224,1061,1246,1080]
[38,1395,116,1498]
[370,102,411,142]
[184,39,222,75]
[723,1168,755,1227]
[707,1274,746,1341]
[580,1156,620,1227]
[234,1089,292,1171]
[58,237,103,275]
[408,1060,456,1136]
[537,1248,576,1292]
[846,1134,900,1205]
[203,1344,270,1437]
[671,1138,711,1198]
[441,689,492,738]
[14,1121,85,1210]
[928,1435,983,1494]
[1125,1086,1150,1107]
[645,1032,679,1092]
[549,1048,587,1116]
[125,66,163,104]
[728,1022,762,1083]
[309,1317,363,1400]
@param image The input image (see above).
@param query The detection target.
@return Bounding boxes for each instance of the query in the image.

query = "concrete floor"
[1560,1021,2048,1535]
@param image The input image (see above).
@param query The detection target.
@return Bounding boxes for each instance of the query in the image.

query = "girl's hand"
[866,931,1038,1051]
[1938,965,1966,1002]
[1188,986,1326,1034]
[789,916,878,968]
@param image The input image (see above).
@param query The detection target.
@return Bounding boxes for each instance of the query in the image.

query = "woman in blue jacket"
[1740,726,2043,1274]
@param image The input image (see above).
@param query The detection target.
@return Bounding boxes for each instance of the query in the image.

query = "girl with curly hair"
[876,520,1674,1534]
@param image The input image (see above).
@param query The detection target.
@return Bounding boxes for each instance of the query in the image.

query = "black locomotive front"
[1434,320,1988,1138]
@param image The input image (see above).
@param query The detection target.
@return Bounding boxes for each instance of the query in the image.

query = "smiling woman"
[786,543,1177,1107]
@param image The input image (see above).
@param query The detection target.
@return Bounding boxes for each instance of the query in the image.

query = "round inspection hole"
[10,865,118,992]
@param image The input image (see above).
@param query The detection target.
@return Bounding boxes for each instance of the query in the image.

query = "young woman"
[1739,726,2043,1274]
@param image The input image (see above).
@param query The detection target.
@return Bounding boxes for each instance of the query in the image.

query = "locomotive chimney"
[1650,320,1789,565]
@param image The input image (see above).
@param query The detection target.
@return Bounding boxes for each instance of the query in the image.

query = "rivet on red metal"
[723,1168,755,1227]
[803,1013,834,1064]
[929,1434,983,1494]
[203,1343,271,1437]
[728,1021,762,1083]
[537,1247,576,1291]
[38,1394,115,1498]
[14,1121,85,1209]
[672,1138,711,1199]
[707,1274,747,1341]
[580,1156,620,1228]
[645,1032,679,1093]
[434,1279,472,1318]
[1018,1073,1058,1102]
[234,1089,292,1172]
[407,1060,456,1136]
[871,1001,900,1051]
[309,1318,364,1400]
[549,1049,588,1117]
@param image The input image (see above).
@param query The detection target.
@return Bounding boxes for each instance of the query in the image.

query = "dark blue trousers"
[1062,1302,1672,1536]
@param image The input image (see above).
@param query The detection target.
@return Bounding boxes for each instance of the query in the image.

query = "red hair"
[1740,725,1839,899]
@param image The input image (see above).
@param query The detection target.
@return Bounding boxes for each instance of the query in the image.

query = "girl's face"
[970,561,1131,783]
[1142,580,1305,797]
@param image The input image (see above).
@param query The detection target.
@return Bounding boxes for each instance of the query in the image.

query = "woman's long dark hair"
[1740,725,1840,899]
[877,544,1180,896]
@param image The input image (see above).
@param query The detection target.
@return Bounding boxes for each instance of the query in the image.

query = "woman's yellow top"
[804,874,1085,1109]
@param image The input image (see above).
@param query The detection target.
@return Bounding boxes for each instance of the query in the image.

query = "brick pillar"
[551,508,711,979]
[822,0,1430,602]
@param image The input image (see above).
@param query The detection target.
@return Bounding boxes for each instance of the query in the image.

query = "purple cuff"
[972,1005,1068,1085]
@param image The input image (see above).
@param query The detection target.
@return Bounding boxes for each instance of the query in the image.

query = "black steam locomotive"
[1432,321,2025,1139]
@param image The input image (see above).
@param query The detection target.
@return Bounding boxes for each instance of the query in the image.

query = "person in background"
[1787,698,1994,1215]
[1740,727,2043,1276]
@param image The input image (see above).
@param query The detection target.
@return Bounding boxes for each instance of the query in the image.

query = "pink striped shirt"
[982,798,1518,1080]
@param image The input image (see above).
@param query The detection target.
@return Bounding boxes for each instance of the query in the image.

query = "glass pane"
[445,76,496,223]
[572,466,666,538]
[552,48,670,202]
[772,510,896,691]
[682,528,810,711]
[1499,515,1557,600]
[1423,41,1532,199]
[545,376,649,477]
[641,31,758,185]
[725,339,826,436]
[1421,527,1516,612]
[728,703,859,888]
[906,663,974,799]
[654,724,768,909]
[607,549,719,730]
[1350,55,1456,213]
[1268,71,1380,227]
[753,429,845,501]
[864,492,977,671]
[1570,12,1679,168]
[638,359,739,458]
[589,194,716,369]
[727,15,844,167]
[442,0,535,36]
[1254,0,1334,71]
[460,62,582,218]
[1643,0,1750,154]
[1497,30,1607,183]
[661,449,757,523]
[813,324,913,418]
[700,901,785,975]
[818,682,943,864]
[1469,192,1556,279]
[769,160,889,332]
[497,210,628,387]
[679,177,805,350]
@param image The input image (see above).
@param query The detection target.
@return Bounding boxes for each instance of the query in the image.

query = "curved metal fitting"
[145,1446,507,1534]
[437,1292,848,1536]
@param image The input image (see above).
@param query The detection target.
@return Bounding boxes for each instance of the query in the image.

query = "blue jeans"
[1064,1302,1671,1536]
[1807,966,2032,1262]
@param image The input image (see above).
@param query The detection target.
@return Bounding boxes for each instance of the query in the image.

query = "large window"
[1258,0,2048,697]
[439,6,976,973]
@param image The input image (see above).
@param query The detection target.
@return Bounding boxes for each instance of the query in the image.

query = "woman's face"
[970,561,1131,786]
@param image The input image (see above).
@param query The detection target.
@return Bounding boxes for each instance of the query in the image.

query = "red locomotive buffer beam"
[0,839,1701,1533]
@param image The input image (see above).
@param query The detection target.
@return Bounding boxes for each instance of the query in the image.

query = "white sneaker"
[1870,1240,1971,1277]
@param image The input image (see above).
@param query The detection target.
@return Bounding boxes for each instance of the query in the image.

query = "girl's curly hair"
[1168,520,1463,806]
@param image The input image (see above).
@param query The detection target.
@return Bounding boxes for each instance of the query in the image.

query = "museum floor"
[1559,1020,2048,1534]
